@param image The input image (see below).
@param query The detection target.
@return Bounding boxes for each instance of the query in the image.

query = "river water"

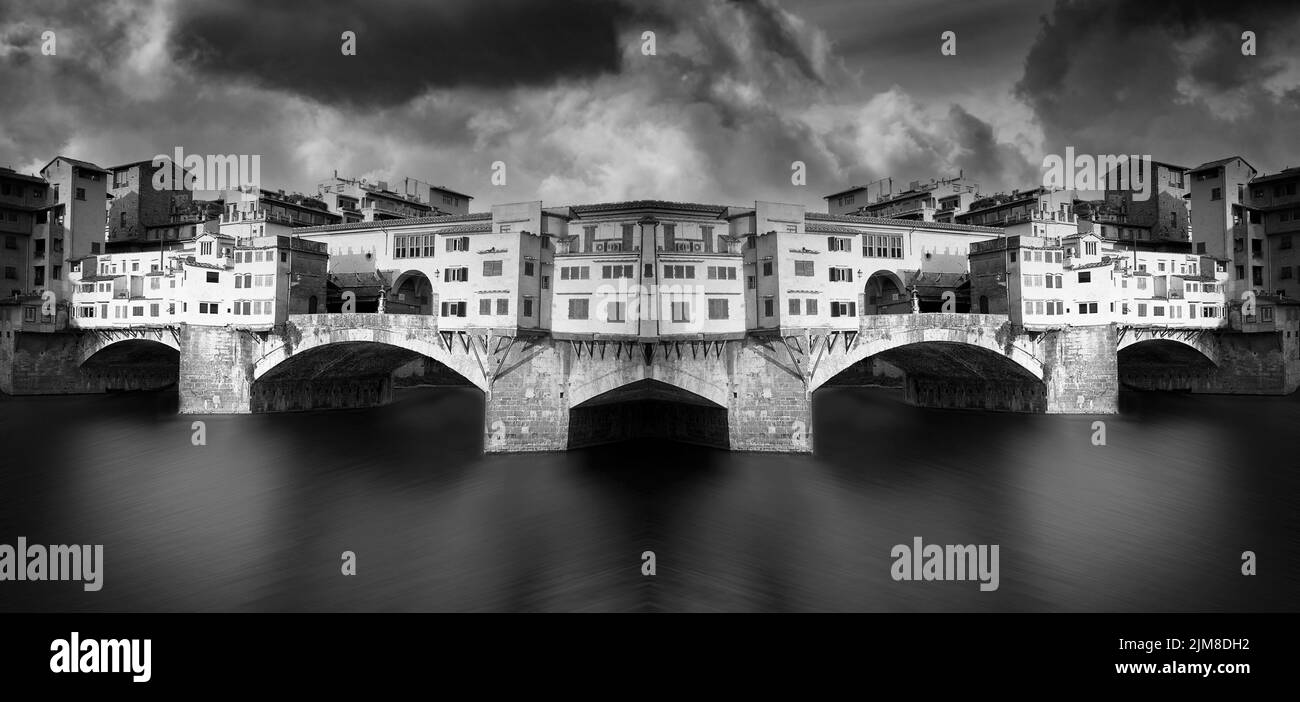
[0,386,1296,612]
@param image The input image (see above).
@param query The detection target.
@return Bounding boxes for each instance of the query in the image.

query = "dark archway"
[307,295,318,314]
[864,270,906,314]
[568,379,728,449]
[1117,339,1217,391]
[816,341,1047,413]
[391,270,434,315]
[978,295,989,314]
[250,341,478,413]
[80,339,179,392]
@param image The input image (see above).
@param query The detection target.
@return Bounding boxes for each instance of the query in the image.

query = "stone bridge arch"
[1116,327,1219,366]
[809,314,1044,391]
[78,327,181,365]
[567,357,731,409]
[252,314,488,392]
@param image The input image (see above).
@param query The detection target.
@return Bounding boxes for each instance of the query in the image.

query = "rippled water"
[0,385,1296,612]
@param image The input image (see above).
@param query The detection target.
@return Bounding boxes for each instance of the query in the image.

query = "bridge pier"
[1039,324,1119,414]
[178,325,257,414]
[484,340,569,453]
[729,342,812,452]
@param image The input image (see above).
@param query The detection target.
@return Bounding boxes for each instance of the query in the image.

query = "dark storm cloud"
[1016,0,1300,168]
[170,0,670,107]
[727,0,823,83]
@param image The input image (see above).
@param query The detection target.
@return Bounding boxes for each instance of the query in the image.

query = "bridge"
[3,311,1292,453]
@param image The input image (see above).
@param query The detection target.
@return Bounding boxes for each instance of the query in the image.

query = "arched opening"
[1117,339,1216,392]
[251,341,479,413]
[81,339,180,392]
[568,379,728,450]
[390,270,434,315]
[864,270,907,315]
[815,342,1047,441]
[978,295,989,314]
[307,295,318,314]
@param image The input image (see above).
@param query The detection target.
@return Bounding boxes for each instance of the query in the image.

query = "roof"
[1190,156,1257,174]
[180,257,229,271]
[429,185,474,200]
[293,211,491,235]
[822,184,870,200]
[41,156,109,174]
[0,168,47,185]
[1249,166,1300,185]
[568,200,731,218]
[806,211,1004,234]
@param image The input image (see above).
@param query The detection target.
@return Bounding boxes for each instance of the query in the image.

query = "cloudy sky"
[1,0,1298,211]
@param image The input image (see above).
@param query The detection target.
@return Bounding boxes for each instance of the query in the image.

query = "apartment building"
[956,187,1076,229]
[68,232,327,329]
[1105,160,1191,242]
[824,175,979,223]
[1188,156,1260,299]
[969,231,1229,328]
[1246,166,1300,299]
[37,156,109,301]
[105,159,195,252]
[317,174,449,224]
[0,167,46,297]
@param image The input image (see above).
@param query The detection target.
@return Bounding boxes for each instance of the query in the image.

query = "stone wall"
[1040,324,1119,414]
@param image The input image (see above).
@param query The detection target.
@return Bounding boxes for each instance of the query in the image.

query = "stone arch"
[390,269,435,315]
[252,319,487,392]
[810,316,1043,392]
[79,331,180,365]
[567,364,730,409]
[863,269,907,314]
[1117,332,1219,366]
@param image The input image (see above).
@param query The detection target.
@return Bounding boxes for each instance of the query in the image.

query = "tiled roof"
[806,211,1004,234]
[293,212,492,234]
[568,200,730,217]
[1190,156,1256,174]
[180,257,229,271]
[43,156,109,173]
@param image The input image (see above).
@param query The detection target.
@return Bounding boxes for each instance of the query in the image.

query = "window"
[206,271,219,283]
[762,262,773,276]
[827,237,852,252]
[1252,239,1263,256]
[1253,266,1264,286]
[662,265,694,279]
[499,224,511,233]
[1262,306,1274,322]
[747,275,756,290]
[789,299,800,315]
[523,299,534,317]
[542,275,550,290]
[707,298,728,320]
[1211,187,1222,201]
[764,299,774,317]
[794,260,815,277]
[560,266,589,280]
[446,236,470,252]
[200,242,213,255]
[601,265,634,279]
[707,266,737,280]
[150,277,160,290]
[4,235,14,250]
[1009,250,1017,262]
[828,267,853,282]
[829,301,856,317]
[524,261,535,276]
[568,298,589,320]
[479,299,492,315]
[1235,265,1244,280]
[3,266,14,279]
[862,234,903,259]
[444,267,469,282]
[1281,267,1294,280]
[1283,235,1294,250]
[1138,303,1147,317]
[496,298,509,315]
[805,299,818,315]
[671,301,690,322]
[606,301,625,322]
[150,303,159,317]
[198,302,220,315]
[483,260,503,276]
[281,252,288,263]
[75,188,86,201]
[1078,271,1091,283]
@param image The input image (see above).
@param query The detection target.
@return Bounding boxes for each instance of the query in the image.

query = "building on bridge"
[969,231,1231,328]
[291,199,1007,337]
[67,232,327,329]
[823,174,980,222]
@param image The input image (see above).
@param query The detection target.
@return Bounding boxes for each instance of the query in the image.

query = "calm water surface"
[0,386,1296,612]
